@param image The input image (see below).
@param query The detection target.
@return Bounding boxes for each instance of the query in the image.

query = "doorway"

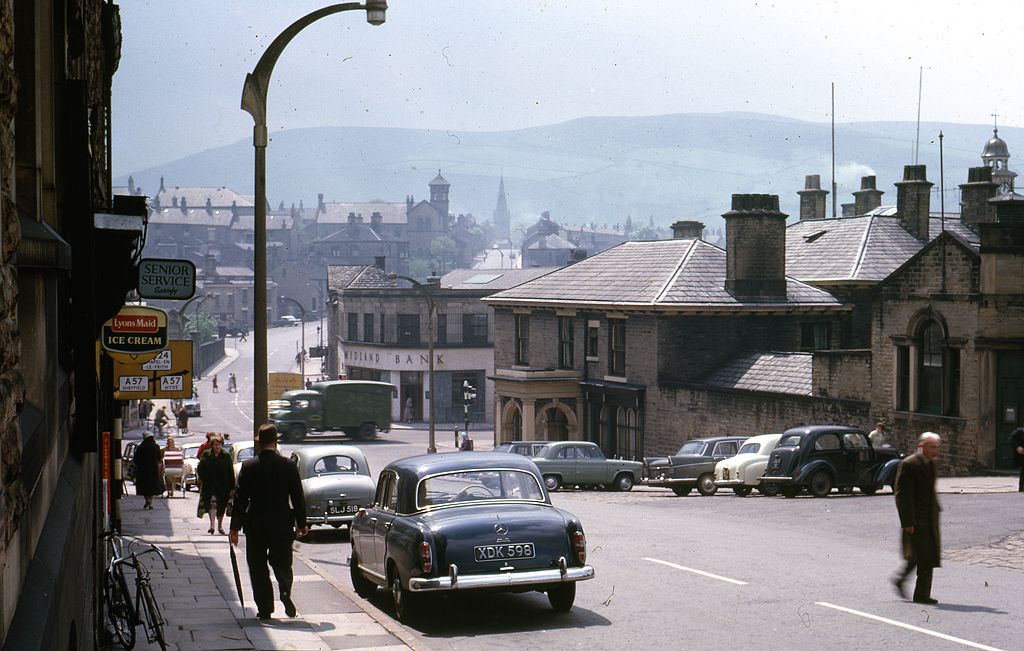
[996,351,1024,468]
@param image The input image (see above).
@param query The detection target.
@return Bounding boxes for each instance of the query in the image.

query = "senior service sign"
[101,306,168,354]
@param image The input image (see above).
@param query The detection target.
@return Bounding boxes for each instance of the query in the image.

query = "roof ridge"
[653,239,698,304]
[849,215,874,279]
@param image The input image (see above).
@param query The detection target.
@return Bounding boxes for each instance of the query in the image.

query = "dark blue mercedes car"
[348,452,595,622]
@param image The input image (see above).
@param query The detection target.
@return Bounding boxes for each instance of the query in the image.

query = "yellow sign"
[110,340,193,400]
[268,372,303,399]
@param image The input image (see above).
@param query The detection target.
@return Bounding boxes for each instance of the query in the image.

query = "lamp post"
[175,292,215,341]
[307,281,325,349]
[279,296,307,380]
[389,272,436,454]
[241,1,387,436]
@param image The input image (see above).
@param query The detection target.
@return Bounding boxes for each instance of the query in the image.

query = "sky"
[112,0,1022,176]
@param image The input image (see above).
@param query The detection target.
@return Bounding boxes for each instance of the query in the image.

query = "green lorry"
[269,380,394,442]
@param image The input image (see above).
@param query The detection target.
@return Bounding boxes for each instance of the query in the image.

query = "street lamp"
[241,1,387,437]
[307,281,325,349]
[175,292,215,340]
[389,272,437,454]
[279,296,307,380]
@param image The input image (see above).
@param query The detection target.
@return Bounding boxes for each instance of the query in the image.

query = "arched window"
[911,319,960,417]
[502,405,522,441]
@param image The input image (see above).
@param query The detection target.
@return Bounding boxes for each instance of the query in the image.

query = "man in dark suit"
[229,424,308,619]
[892,431,942,605]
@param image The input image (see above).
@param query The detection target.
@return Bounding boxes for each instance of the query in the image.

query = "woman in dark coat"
[197,435,235,535]
[133,433,163,509]
[1011,427,1024,492]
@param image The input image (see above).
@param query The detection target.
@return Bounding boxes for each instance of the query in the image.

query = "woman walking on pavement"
[133,432,163,509]
[197,435,235,534]
[161,436,185,497]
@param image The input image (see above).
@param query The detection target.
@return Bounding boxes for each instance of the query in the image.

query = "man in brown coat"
[892,431,942,604]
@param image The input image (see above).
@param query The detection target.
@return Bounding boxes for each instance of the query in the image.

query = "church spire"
[492,174,511,240]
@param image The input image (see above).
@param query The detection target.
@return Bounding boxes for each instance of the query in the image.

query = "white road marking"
[642,557,748,585]
[816,602,1005,651]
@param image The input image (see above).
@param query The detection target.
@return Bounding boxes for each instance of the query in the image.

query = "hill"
[116,112,1016,233]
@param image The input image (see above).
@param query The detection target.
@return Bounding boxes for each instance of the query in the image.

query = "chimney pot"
[804,174,822,190]
[670,220,704,240]
[861,175,877,190]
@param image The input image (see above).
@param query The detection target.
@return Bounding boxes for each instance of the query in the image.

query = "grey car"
[289,445,375,528]
[642,436,747,496]
[531,441,644,492]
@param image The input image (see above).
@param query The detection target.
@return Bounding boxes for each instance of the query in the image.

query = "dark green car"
[531,441,643,491]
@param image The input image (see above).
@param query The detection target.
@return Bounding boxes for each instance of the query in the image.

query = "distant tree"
[184,307,218,343]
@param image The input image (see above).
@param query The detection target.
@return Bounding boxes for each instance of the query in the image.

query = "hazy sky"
[113,0,1020,176]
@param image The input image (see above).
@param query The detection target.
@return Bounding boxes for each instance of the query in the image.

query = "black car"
[759,425,902,498]
[642,436,747,496]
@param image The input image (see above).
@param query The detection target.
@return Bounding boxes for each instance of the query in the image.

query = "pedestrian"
[305,378,312,390]
[403,397,414,423]
[1011,426,1024,493]
[133,432,163,509]
[892,431,942,605]
[239,328,248,343]
[228,373,237,393]
[177,405,190,436]
[229,424,308,620]
[869,421,889,448]
[197,435,235,535]
[197,431,216,459]
[161,436,185,497]
[212,374,219,393]
[152,406,169,436]
[459,433,474,451]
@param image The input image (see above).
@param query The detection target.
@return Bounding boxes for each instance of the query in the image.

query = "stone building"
[485,197,853,459]
[2,3,146,648]
[327,263,554,424]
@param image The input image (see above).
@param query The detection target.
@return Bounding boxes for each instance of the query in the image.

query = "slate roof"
[700,351,813,396]
[315,223,403,243]
[155,186,253,209]
[318,202,407,224]
[485,239,842,310]
[440,267,559,291]
[786,214,981,284]
[230,214,293,231]
[327,265,392,291]
[525,233,577,250]
[149,207,237,227]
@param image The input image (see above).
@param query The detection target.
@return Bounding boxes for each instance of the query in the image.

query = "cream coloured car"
[713,433,783,496]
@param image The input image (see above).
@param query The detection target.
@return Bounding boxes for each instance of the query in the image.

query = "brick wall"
[812,350,871,400]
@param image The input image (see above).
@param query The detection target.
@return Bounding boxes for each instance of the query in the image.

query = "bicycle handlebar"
[102,531,168,570]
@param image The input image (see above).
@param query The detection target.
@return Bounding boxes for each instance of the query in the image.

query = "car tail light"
[573,530,586,564]
[419,541,433,574]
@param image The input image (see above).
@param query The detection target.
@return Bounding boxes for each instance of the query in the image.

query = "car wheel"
[285,424,306,443]
[544,475,561,492]
[758,484,780,497]
[349,551,377,598]
[671,486,692,497]
[548,582,576,612]
[859,484,880,496]
[614,473,634,492]
[696,473,718,496]
[390,570,417,623]
[732,486,753,497]
[809,470,833,498]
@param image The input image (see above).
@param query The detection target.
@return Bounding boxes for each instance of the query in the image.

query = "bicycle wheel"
[104,568,136,649]
[139,579,168,650]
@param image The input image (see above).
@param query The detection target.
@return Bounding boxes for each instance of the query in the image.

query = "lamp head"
[365,0,387,26]
[387,272,398,280]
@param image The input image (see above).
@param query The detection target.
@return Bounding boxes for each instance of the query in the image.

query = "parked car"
[181,398,202,418]
[270,315,301,327]
[232,440,256,478]
[713,434,784,496]
[348,451,595,622]
[759,426,903,498]
[493,440,548,457]
[289,445,375,528]
[530,441,644,491]
[642,436,747,496]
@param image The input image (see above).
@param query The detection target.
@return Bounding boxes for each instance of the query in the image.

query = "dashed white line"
[816,602,1005,651]
[642,557,748,585]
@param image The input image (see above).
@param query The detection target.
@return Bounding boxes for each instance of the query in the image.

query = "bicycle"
[102,531,169,650]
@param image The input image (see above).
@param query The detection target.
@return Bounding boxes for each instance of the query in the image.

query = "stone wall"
[812,349,871,401]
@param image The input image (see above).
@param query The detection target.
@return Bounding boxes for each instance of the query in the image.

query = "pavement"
[110,478,421,651]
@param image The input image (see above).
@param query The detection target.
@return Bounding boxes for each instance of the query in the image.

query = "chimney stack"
[960,166,998,228]
[797,175,828,220]
[853,175,884,215]
[895,164,933,240]
[374,256,387,271]
[670,220,704,240]
[723,194,788,299]
[347,211,358,224]
[370,211,383,230]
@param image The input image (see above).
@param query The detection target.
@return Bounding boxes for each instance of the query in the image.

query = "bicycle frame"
[103,532,169,650]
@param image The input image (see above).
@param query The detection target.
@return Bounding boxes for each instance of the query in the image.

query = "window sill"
[602,375,628,383]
